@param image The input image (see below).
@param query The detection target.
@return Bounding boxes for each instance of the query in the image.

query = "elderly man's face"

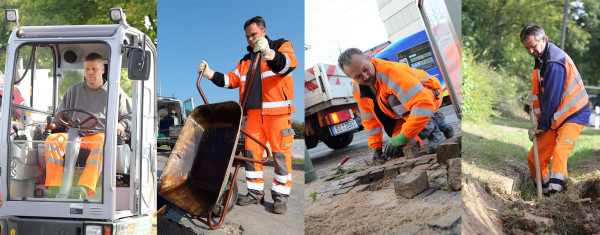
[84,60,104,89]
[522,34,546,58]
[343,54,377,86]
[245,23,266,48]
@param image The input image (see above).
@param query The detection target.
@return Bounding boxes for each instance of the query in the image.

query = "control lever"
[43,116,52,136]
[13,125,26,140]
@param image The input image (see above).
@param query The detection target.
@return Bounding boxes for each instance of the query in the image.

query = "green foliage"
[291,120,305,139]
[463,0,600,87]
[0,0,157,70]
[461,48,501,121]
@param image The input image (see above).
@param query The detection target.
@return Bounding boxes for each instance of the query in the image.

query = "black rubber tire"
[305,134,319,149]
[212,174,238,217]
[323,132,354,150]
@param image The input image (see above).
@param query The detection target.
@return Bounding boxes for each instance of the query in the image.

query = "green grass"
[399,217,412,225]
[309,191,317,202]
[291,158,305,165]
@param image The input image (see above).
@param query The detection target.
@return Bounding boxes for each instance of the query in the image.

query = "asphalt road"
[156,139,305,235]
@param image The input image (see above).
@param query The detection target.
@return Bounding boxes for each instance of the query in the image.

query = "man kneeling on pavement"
[338,48,453,161]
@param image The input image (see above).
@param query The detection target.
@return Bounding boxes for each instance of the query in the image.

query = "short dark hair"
[244,16,266,30]
[338,48,368,72]
[520,23,547,42]
[84,52,103,63]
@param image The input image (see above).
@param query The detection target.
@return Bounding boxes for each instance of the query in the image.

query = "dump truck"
[304,63,361,149]
[0,8,158,234]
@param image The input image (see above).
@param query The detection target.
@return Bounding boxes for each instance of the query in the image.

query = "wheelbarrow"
[158,53,270,229]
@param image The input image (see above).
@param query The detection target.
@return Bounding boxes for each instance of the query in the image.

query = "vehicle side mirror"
[128,49,150,81]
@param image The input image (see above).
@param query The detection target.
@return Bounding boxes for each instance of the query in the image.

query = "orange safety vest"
[353,58,442,150]
[532,46,589,130]
[223,37,297,115]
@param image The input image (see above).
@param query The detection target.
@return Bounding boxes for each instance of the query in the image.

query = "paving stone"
[317,184,342,194]
[329,180,343,188]
[384,164,402,178]
[447,158,461,191]
[395,224,423,235]
[394,170,430,199]
[429,210,461,229]
[520,212,554,233]
[413,163,432,171]
[356,171,371,184]
[349,184,369,193]
[436,139,460,164]
[418,148,429,156]
[415,154,435,165]
[340,175,356,184]
[322,174,337,181]
[333,186,353,196]
[403,143,420,159]
[369,167,385,181]
[428,168,446,180]
[342,180,360,188]
[429,163,440,169]
[397,164,412,174]
[400,158,418,169]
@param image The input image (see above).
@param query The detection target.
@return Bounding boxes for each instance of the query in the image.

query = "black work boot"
[427,127,444,154]
[271,191,289,214]
[237,189,264,206]
[433,112,454,139]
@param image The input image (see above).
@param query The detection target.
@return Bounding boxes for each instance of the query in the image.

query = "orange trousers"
[44,133,104,196]
[244,109,294,195]
[527,122,584,195]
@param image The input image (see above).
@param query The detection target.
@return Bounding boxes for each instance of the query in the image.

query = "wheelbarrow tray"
[158,101,242,217]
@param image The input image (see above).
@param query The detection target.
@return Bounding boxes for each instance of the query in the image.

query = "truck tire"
[305,134,319,149]
[323,132,353,150]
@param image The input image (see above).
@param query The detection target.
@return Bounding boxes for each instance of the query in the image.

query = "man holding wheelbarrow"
[520,23,590,196]
[197,16,297,214]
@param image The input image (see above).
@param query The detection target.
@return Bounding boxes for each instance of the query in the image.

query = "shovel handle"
[530,100,543,201]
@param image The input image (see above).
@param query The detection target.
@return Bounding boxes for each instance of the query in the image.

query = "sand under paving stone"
[305,187,460,234]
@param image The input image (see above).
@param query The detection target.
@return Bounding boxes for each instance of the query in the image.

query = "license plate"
[331,119,358,135]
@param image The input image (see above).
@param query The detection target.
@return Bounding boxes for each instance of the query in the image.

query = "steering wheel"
[57,108,105,131]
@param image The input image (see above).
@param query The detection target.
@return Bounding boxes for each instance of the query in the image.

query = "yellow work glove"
[198,60,215,79]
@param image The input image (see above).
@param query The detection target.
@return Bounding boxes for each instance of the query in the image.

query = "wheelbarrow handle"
[234,129,272,164]
[197,73,209,105]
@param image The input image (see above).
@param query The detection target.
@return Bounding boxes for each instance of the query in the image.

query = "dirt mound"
[465,170,600,234]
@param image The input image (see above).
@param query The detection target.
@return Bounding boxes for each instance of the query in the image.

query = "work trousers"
[527,122,584,195]
[244,109,294,195]
[44,133,104,196]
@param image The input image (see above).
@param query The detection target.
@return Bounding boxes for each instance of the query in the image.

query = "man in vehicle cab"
[44,53,132,199]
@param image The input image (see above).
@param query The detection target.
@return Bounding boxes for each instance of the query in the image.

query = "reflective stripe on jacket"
[532,42,590,130]
[353,58,441,150]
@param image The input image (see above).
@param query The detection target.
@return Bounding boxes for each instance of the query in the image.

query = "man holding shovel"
[197,16,297,214]
[520,23,590,196]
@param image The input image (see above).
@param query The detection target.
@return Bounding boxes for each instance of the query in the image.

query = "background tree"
[462,0,598,86]
[0,0,157,70]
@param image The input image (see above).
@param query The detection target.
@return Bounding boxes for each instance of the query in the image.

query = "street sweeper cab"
[0,8,157,234]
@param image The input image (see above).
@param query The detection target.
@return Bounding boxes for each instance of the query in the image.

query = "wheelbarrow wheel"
[212,173,238,217]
